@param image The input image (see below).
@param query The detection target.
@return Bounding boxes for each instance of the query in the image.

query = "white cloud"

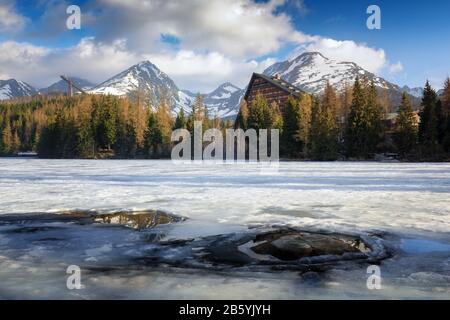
[0,1,27,32]
[303,38,387,74]
[0,38,141,88]
[389,61,404,74]
[0,0,404,92]
[147,50,274,91]
[0,38,267,92]
[93,0,311,58]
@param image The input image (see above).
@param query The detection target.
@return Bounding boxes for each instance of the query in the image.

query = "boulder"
[251,231,362,261]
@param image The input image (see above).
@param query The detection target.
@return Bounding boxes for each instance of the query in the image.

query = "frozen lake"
[0,159,449,299]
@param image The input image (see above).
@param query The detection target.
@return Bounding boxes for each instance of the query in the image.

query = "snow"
[1,160,449,234]
[0,84,12,100]
[0,159,449,299]
[87,60,243,118]
[0,80,35,100]
[211,92,231,99]
[223,85,239,93]
[264,52,396,95]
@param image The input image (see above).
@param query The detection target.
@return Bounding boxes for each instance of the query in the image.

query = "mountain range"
[0,79,37,100]
[89,61,245,118]
[1,52,443,117]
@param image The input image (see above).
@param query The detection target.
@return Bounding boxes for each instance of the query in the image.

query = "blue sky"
[0,0,449,91]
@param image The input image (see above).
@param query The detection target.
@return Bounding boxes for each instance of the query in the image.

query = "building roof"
[244,73,305,101]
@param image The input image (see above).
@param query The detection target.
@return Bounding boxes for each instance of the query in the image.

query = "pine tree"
[441,78,450,152]
[345,78,381,158]
[418,81,439,150]
[248,94,278,130]
[144,111,162,157]
[436,99,446,145]
[394,92,417,156]
[442,77,450,116]
[345,77,366,158]
[310,97,339,161]
[91,96,118,150]
[174,108,187,129]
[281,96,301,157]
[76,98,95,158]
[366,81,383,152]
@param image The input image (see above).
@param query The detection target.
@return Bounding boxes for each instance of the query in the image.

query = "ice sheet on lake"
[0,159,449,299]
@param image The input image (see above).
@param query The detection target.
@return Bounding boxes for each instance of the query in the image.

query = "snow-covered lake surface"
[0,159,449,299]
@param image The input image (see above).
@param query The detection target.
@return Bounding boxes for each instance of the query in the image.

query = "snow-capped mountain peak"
[175,82,244,119]
[90,60,179,100]
[88,60,244,118]
[0,79,37,100]
[263,51,420,109]
[208,82,241,99]
[264,51,398,94]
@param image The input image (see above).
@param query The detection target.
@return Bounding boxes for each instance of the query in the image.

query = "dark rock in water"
[0,211,388,275]
[0,210,185,230]
[250,230,365,261]
[93,211,182,230]
[196,228,376,269]
[137,227,388,272]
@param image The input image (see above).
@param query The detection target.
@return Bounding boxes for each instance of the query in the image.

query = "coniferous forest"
[1,77,450,161]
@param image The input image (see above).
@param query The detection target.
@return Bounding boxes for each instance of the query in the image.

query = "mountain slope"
[402,85,424,98]
[0,79,37,100]
[89,60,244,117]
[180,83,244,118]
[263,52,418,109]
[40,77,95,94]
[90,60,180,107]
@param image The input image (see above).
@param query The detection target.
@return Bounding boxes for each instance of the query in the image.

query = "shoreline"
[1,156,450,163]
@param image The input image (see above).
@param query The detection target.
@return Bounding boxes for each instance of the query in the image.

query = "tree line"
[235,77,450,160]
[0,93,232,159]
[1,77,449,160]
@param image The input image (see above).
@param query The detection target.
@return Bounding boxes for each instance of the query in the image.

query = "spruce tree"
[310,97,339,161]
[248,94,283,131]
[441,78,450,152]
[345,78,381,158]
[144,111,162,158]
[366,81,383,153]
[345,77,366,158]
[76,98,95,158]
[418,81,439,150]
[394,92,417,156]
[174,108,187,129]
[281,96,301,157]
[442,78,450,116]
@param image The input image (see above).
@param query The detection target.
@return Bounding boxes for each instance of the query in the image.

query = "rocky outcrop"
[0,213,389,274]
[0,209,185,230]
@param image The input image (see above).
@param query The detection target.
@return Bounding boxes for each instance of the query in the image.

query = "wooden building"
[243,73,304,111]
